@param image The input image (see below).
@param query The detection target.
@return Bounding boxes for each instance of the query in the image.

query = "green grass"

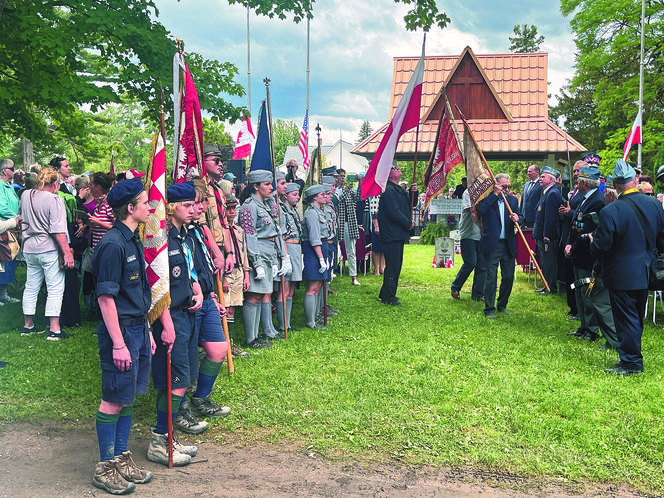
[2,245,664,493]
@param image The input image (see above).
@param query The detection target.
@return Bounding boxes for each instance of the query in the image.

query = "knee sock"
[114,405,133,456]
[285,299,293,329]
[303,294,317,327]
[275,300,284,330]
[96,411,119,461]
[242,302,258,344]
[227,316,234,336]
[155,390,182,435]
[194,357,222,399]
[260,302,276,336]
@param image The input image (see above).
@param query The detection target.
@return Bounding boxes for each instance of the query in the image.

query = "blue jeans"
[451,239,486,299]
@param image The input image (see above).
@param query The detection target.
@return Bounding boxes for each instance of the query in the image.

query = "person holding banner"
[149,182,204,466]
[91,178,155,494]
[477,174,520,319]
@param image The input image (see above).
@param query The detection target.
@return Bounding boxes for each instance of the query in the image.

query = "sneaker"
[21,326,46,337]
[0,294,20,304]
[147,427,191,466]
[352,279,361,286]
[173,401,209,435]
[46,330,71,341]
[230,341,249,357]
[92,459,136,495]
[115,451,152,484]
[190,396,231,418]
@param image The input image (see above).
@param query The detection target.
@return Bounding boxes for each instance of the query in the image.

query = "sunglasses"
[207,157,222,164]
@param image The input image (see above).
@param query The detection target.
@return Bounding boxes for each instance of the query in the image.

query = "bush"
[419,216,458,244]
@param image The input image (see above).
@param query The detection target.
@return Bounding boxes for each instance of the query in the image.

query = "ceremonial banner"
[423,108,463,209]
[172,52,205,183]
[463,122,493,208]
[143,132,170,324]
[232,112,255,160]
[249,101,272,173]
[623,109,642,161]
[299,109,310,169]
[361,41,425,199]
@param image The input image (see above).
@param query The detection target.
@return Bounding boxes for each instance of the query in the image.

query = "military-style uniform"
[238,193,286,294]
[152,225,198,393]
[323,201,337,282]
[302,203,331,281]
[206,178,233,247]
[93,221,151,405]
[223,220,250,307]
[280,198,303,282]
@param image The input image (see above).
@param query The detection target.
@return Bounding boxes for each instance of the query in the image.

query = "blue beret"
[107,178,144,209]
[578,166,600,181]
[247,170,273,184]
[541,166,560,180]
[167,182,196,203]
[613,159,636,185]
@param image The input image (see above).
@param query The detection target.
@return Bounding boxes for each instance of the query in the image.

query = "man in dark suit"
[519,164,542,228]
[590,160,664,375]
[564,167,618,350]
[477,173,520,319]
[533,166,563,294]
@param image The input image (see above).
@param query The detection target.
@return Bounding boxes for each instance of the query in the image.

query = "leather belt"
[284,239,299,244]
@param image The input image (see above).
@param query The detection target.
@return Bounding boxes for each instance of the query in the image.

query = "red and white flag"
[299,109,310,169]
[232,112,255,160]
[361,42,425,199]
[172,52,205,183]
[423,104,464,208]
[623,109,642,161]
[143,131,170,324]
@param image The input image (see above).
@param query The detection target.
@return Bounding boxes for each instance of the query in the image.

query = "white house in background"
[283,139,369,180]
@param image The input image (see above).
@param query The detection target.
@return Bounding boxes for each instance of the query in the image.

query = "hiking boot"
[46,330,71,341]
[190,396,231,418]
[146,427,191,466]
[21,326,46,337]
[92,459,136,495]
[326,305,339,316]
[245,339,271,349]
[230,340,249,357]
[173,433,198,457]
[173,400,209,434]
[115,451,152,484]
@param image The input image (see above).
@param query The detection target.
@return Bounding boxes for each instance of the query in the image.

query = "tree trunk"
[21,138,34,168]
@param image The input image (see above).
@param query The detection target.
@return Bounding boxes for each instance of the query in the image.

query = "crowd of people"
[0,147,424,495]
[451,153,664,378]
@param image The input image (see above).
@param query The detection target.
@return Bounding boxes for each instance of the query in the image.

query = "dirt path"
[0,422,649,497]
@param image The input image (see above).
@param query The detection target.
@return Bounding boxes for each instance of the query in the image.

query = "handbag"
[81,245,95,273]
[620,197,664,291]
[0,229,20,262]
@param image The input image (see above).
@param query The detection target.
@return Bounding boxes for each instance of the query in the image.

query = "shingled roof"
[352,46,585,161]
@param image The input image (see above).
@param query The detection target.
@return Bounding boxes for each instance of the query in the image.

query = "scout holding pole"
[264,76,290,340]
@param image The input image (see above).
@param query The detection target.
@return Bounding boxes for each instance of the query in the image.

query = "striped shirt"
[90,199,115,248]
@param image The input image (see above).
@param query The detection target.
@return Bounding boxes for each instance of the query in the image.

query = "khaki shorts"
[223,267,244,307]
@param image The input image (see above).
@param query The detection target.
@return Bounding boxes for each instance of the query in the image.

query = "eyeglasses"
[3,167,14,172]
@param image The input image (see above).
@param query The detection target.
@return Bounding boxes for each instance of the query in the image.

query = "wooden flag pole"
[264,77,289,340]
[457,106,549,292]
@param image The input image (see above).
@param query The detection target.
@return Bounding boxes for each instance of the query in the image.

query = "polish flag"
[232,112,255,160]
[361,42,425,199]
[623,109,642,161]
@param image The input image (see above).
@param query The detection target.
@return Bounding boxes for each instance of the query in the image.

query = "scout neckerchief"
[188,222,215,273]
[175,226,198,281]
[208,180,228,229]
[228,223,242,269]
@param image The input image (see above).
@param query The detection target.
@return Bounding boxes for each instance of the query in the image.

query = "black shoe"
[567,315,581,322]
[604,366,642,376]
[496,308,512,315]
[567,328,584,337]
[598,344,617,351]
[579,331,599,342]
[535,287,546,293]
[382,300,402,306]
[484,311,496,319]
[246,339,272,349]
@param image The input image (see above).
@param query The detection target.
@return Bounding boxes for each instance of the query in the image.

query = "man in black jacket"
[377,166,416,306]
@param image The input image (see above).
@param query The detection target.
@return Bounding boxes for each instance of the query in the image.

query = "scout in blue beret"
[149,180,206,466]
[91,180,153,493]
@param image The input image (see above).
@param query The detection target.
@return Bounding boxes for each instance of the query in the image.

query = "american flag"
[299,109,310,170]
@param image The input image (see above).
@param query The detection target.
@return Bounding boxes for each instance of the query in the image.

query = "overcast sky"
[154,0,576,145]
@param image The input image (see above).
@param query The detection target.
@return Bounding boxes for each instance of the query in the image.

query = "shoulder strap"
[620,196,654,252]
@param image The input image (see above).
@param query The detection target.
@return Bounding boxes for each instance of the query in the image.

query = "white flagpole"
[638,0,645,171]
[247,7,251,115]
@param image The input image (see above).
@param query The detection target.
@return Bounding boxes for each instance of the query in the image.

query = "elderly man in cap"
[91,178,155,494]
[0,158,20,304]
[564,167,618,350]
[590,160,664,375]
[533,166,563,294]
[285,158,305,197]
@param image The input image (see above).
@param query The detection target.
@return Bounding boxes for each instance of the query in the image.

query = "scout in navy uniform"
[276,182,303,331]
[91,178,154,495]
[238,170,290,348]
[148,182,204,467]
[301,184,331,330]
[178,180,231,423]
[590,160,664,375]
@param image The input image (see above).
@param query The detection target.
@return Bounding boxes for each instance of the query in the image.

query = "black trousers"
[379,240,404,304]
